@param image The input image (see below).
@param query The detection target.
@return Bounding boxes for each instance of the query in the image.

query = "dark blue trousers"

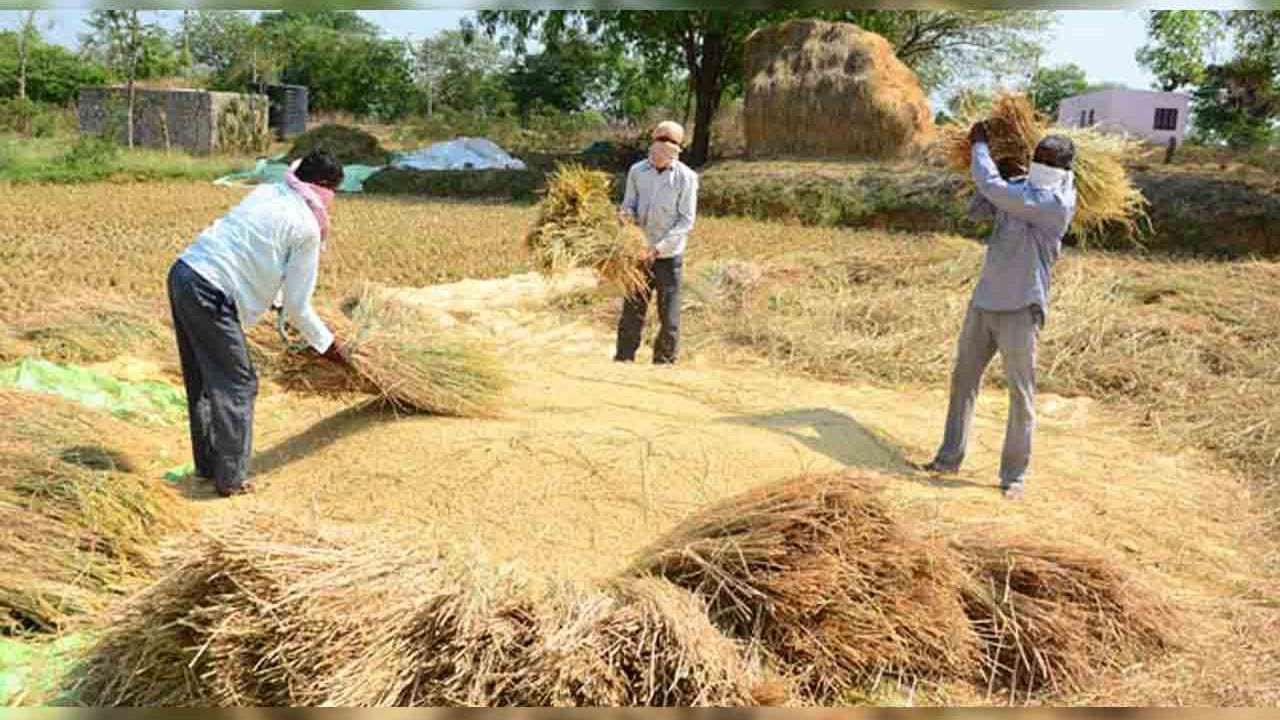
[166,259,257,495]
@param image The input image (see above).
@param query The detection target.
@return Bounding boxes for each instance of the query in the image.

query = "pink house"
[1056,88,1191,144]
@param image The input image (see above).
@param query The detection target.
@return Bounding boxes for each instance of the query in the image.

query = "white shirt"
[621,159,698,258]
[179,183,334,353]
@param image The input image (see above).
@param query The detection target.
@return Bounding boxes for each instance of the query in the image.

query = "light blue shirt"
[179,183,334,353]
[621,159,698,258]
[967,142,1076,320]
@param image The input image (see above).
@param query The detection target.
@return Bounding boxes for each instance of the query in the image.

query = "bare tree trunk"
[681,75,692,128]
[125,11,140,149]
[16,11,35,102]
[687,14,729,168]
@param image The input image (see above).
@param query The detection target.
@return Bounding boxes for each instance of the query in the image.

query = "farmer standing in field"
[921,122,1077,500]
[615,120,699,365]
[166,149,350,498]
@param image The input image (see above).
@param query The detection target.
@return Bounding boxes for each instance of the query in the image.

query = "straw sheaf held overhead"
[938,93,1151,245]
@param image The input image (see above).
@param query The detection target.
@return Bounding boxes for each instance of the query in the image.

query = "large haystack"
[743,20,936,160]
[625,471,978,702]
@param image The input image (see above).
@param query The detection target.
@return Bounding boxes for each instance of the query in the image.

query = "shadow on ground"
[718,407,912,472]
[167,400,400,500]
[252,400,401,478]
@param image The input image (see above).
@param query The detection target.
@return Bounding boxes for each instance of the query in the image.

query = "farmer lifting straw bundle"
[167,150,350,497]
[921,120,1077,500]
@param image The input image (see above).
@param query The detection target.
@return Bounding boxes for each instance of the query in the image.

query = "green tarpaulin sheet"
[163,462,196,483]
[0,358,186,425]
[0,634,88,706]
[214,152,383,193]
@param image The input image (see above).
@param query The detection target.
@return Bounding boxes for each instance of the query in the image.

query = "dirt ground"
[85,269,1275,705]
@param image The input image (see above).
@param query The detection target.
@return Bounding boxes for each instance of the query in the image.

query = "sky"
[18,9,1157,92]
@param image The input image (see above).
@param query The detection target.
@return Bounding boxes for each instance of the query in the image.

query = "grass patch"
[0,134,257,185]
[699,160,976,233]
[696,158,1280,258]
[364,166,548,201]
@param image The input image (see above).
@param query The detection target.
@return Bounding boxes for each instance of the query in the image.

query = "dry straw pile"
[939,93,1150,244]
[63,474,1181,706]
[525,163,651,298]
[271,284,508,417]
[627,470,1179,703]
[3,298,161,365]
[68,511,780,707]
[509,577,779,706]
[743,20,937,160]
[0,389,186,635]
[626,472,978,701]
[953,534,1177,701]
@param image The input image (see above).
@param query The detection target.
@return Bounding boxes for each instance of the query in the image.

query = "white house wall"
[1055,89,1189,144]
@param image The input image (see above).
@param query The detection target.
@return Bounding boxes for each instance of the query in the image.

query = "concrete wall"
[1056,89,1190,144]
[77,86,267,155]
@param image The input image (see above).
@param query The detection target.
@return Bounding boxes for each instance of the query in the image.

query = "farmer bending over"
[166,149,350,497]
[615,120,699,365]
[922,122,1077,500]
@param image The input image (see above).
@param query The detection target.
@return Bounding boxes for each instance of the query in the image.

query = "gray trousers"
[932,304,1043,487]
[615,255,683,364]
[167,259,257,495]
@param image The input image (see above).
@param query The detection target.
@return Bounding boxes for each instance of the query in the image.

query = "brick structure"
[77,86,268,156]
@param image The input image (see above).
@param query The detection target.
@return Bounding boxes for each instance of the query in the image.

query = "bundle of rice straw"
[68,511,474,706]
[625,471,978,702]
[938,92,1150,245]
[1,389,186,635]
[526,163,651,298]
[952,534,1177,701]
[70,510,779,707]
[272,284,508,418]
[508,577,783,706]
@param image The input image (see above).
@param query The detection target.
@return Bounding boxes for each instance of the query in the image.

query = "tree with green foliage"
[81,11,180,84]
[1028,62,1088,118]
[257,11,380,37]
[278,28,416,120]
[418,29,511,118]
[1,32,110,105]
[1190,58,1280,148]
[184,11,257,79]
[12,11,38,100]
[82,11,180,148]
[477,11,1050,166]
[1137,11,1225,92]
[1138,10,1280,148]
[505,28,617,117]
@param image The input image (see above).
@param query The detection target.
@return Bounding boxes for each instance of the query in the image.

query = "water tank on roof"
[265,84,308,140]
